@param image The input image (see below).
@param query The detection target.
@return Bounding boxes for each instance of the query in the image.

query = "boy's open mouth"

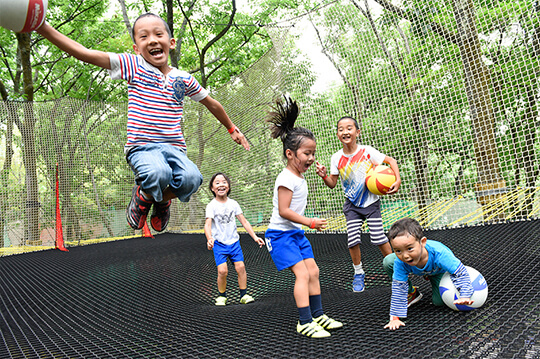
[150,48,163,56]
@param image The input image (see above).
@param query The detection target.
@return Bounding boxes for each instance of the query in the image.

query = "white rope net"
[1,0,538,253]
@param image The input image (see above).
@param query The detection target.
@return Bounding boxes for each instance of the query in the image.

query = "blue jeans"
[126,144,203,203]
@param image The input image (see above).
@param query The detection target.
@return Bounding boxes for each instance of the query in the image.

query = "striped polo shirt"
[108,53,208,153]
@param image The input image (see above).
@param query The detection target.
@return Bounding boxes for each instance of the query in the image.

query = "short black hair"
[337,116,360,130]
[131,13,172,43]
[388,217,424,242]
[209,172,231,197]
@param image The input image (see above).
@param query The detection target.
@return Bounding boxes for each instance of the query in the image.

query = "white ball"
[0,0,48,33]
[439,265,488,311]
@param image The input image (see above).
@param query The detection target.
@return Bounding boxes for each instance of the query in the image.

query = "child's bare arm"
[382,156,401,194]
[37,23,111,69]
[277,187,327,231]
[236,213,264,248]
[315,161,338,189]
[204,218,214,250]
[199,96,250,150]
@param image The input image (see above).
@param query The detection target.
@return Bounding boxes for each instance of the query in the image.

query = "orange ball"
[365,165,396,196]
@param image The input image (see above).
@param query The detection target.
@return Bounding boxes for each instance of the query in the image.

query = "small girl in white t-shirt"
[264,96,343,338]
[205,172,265,306]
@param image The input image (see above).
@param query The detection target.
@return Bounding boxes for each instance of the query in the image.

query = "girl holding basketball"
[265,96,342,338]
[315,116,401,293]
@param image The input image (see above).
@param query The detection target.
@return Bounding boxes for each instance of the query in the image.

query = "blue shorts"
[126,144,203,203]
[264,229,314,271]
[213,240,244,266]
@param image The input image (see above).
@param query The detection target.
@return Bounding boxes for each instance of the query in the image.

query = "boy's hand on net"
[384,318,405,330]
[207,238,214,250]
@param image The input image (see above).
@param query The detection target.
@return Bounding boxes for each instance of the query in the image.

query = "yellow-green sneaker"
[313,314,343,330]
[296,321,331,338]
[240,294,254,304]
[215,296,227,306]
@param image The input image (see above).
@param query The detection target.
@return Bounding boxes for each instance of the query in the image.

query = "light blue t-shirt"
[393,240,462,281]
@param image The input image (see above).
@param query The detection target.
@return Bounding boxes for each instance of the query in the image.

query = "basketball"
[0,0,48,33]
[365,165,396,196]
[439,266,488,311]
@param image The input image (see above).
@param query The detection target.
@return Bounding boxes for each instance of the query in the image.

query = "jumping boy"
[37,13,250,232]
[383,217,475,330]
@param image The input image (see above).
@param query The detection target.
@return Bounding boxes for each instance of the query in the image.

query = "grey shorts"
[343,199,388,248]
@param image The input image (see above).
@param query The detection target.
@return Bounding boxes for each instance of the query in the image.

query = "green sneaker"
[313,314,343,330]
[240,294,254,304]
[215,296,227,306]
[296,321,331,338]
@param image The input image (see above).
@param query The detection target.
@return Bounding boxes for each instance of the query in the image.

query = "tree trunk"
[452,0,505,206]
[17,33,40,243]
[0,100,16,247]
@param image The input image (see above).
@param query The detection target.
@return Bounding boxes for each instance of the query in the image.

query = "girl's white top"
[205,198,242,245]
[268,168,308,231]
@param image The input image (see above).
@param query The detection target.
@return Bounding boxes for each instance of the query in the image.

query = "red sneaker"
[126,185,153,230]
[150,200,171,232]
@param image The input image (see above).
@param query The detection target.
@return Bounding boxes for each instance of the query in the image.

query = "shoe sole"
[296,328,331,338]
[352,287,365,292]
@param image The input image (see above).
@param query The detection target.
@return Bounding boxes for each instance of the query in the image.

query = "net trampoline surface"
[1,221,539,358]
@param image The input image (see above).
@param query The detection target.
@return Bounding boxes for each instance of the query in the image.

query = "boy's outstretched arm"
[236,213,264,248]
[36,23,111,69]
[199,96,250,150]
[382,155,401,195]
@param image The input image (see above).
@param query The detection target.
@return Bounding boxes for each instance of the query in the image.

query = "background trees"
[0,0,538,246]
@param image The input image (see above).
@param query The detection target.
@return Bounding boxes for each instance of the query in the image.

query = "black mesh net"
[1,221,539,358]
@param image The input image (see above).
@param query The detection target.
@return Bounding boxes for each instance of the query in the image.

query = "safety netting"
[0,221,538,358]
[1,1,539,253]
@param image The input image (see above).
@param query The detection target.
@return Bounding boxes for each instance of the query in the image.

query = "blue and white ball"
[439,266,488,311]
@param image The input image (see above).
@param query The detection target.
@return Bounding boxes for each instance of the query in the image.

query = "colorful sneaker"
[126,185,153,230]
[240,294,254,304]
[313,314,343,330]
[296,321,331,338]
[215,296,227,306]
[150,200,171,232]
[352,273,365,292]
[407,286,423,307]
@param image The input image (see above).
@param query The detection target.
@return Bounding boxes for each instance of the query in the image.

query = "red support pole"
[142,222,154,238]
[55,163,68,252]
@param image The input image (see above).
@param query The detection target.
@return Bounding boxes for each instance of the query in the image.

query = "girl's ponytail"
[267,96,299,142]
[266,96,315,159]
